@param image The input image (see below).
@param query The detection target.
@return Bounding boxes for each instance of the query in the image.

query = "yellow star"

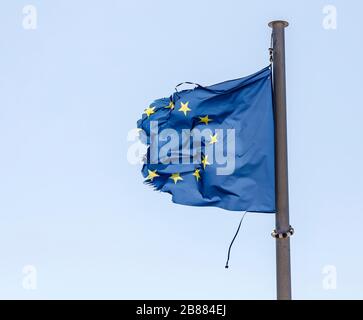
[193,169,201,181]
[170,173,183,184]
[209,133,218,144]
[178,102,191,116]
[201,155,210,169]
[165,101,175,110]
[144,106,155,117]
[146,170,159,181]
[199,115,212,125]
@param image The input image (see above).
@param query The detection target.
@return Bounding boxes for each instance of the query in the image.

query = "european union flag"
[137,66,275,213]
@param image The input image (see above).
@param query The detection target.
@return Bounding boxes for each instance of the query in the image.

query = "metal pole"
[268,20,291,300]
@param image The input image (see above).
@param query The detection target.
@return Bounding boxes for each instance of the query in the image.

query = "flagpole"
[268,20,292,300]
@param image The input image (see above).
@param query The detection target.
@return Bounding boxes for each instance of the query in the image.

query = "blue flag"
[137,66,275,213]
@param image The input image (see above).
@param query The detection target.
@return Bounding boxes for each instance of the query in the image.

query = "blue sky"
[0,0,362,299]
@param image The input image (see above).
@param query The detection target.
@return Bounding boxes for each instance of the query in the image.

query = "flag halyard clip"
[269,30,274,63]
[269,47,274,63]
[271,226,294,239]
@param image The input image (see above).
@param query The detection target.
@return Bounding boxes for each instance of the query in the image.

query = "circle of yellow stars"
[144,101,218,184]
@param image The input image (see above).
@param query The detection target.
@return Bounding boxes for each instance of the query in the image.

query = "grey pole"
[268,20,292,300]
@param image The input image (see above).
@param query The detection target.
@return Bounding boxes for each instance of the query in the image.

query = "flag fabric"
[137,66,275,213]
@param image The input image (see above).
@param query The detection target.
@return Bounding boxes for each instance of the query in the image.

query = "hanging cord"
[225,211,247,269]
[174,82,200,100]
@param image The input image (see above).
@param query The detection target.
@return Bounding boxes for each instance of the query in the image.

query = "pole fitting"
[271,226,294,239]
[268,20,289,28]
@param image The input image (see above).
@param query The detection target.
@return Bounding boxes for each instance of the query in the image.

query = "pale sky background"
[0,0,362,299]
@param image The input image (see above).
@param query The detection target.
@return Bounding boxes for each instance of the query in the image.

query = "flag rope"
[225,211,247,269]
